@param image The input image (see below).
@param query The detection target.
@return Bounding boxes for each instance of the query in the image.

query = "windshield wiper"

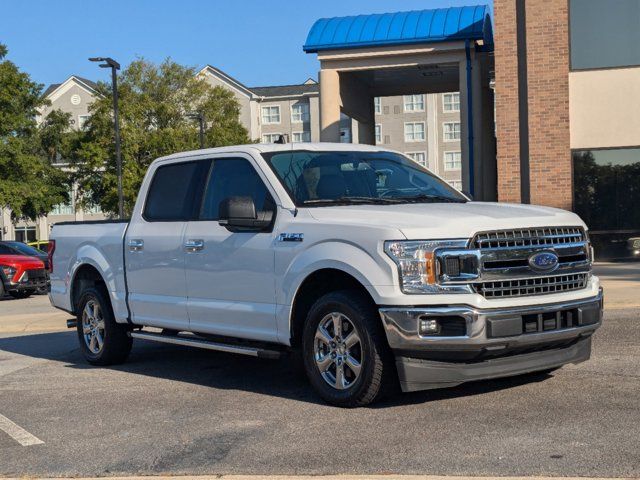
[302,196,404,205]
[396,194,467,204]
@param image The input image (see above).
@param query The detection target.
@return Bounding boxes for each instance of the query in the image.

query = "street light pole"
[187,112,205,149]
[89,57,124,219]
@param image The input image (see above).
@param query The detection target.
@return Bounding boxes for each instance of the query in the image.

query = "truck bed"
[48,220,130,322]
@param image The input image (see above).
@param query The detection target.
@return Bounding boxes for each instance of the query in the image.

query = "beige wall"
[201,72,254,139]
[40,83,94,129]
[570,67,640,149]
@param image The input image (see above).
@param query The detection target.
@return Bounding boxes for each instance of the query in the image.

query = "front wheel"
[76,286,132,366]
[302,290,395,407]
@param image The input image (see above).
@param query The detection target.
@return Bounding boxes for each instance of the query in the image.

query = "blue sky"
[2,0,492,89]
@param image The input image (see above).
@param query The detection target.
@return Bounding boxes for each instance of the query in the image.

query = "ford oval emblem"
[528,251,559,272]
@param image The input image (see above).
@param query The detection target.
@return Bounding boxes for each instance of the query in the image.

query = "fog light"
[419,318,440,335]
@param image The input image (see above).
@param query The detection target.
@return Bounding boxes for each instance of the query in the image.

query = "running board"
[129,331,282,359]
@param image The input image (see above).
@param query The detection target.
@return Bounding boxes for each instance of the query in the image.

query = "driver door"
[184,154,279,342]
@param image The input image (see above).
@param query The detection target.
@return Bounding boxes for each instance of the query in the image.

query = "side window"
[200,158,274,221]
[144,161,203,221]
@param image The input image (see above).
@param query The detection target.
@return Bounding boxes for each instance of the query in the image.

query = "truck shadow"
[0,330,554,408]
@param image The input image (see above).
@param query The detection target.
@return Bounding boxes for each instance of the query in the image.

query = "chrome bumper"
[379,289,603,392]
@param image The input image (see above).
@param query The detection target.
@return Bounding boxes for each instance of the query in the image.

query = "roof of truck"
[154,142,395,164]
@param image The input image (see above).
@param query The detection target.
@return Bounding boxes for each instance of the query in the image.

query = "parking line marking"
[0,414,44,446]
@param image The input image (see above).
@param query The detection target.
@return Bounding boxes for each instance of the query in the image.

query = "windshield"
[4,242,44,256]
[262,150,467,206]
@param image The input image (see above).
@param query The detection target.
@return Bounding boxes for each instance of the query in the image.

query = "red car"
[0,247,47,299]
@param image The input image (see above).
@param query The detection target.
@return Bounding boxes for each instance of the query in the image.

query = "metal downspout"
[465,39,475,197]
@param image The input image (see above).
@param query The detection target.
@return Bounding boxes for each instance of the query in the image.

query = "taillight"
[47,240,56,273]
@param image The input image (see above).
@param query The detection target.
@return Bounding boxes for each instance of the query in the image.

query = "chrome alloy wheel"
[314,312,363,390]
[82,299,105,354]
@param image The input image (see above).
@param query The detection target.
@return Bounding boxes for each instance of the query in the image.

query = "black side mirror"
[218,196,272,232]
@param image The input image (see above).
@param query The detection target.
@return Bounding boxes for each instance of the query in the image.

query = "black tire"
[76,286,132,366]
[9,290,33,299]
[302,290,396,407]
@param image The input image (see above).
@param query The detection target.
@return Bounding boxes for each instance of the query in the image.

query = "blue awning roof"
[303,5,492,53]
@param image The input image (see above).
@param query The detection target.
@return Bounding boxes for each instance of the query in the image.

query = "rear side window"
[144,161,206,221]
[200,158,274,220]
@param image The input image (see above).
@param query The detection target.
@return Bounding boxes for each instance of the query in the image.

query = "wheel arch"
[288,268,377,349]
[70,263,108,314]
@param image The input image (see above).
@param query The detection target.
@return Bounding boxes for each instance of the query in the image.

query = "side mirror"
[218,196,272,232]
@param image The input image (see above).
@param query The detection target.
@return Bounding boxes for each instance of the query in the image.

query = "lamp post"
[187,112,205,149]
[89,57,124,219]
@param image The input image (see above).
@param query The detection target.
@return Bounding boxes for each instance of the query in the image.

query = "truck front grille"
[475,273,589,299]
[473,227,586,249]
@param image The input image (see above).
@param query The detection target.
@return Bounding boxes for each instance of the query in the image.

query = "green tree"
[0,44,68,220]
[73,58,251,216]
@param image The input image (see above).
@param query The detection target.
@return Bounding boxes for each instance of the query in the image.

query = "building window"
[374,97,382,114]
[375,124,382,144]
[444,151,462,170]
[261,106,280,124]
[290,103,309,123]
[292,131,311,143]
[406,151,427,168]
[262,133,282,143]
[443,93,460,112]
[443,122,461,141]
[403,94,425,112]
[448,180,463,191]
[404,122,425,142]
[573,147,640,259]
[340,128,351,143]
[51,190,75,216]
[570,0,640,70]
[78,114,90,130]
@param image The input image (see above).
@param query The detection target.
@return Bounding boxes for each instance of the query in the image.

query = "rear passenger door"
[125,160,209,329]
[183,155,279,342]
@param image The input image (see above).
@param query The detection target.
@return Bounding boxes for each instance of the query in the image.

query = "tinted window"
[573,148,640,259]
[264,150,466,206]
[200,158,274,220]
[144,161,205,221]
[0,244,18,255]
[5,242,44,256]
[570,0,640,69]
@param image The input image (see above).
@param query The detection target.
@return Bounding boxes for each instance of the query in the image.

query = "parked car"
[49,143,603,407]
[1,241,49,269]
[0,245,47,299]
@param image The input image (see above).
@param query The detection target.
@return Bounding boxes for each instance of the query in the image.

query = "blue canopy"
[303,5,492,53]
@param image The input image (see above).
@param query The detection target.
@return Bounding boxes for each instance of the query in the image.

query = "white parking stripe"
[0,414,44,446]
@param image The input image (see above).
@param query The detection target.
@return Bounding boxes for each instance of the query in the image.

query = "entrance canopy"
[303,5,495,200]
[303,6,492,53]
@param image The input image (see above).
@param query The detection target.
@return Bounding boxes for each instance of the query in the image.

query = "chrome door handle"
[184,239,205,252]
[128,239,144,252]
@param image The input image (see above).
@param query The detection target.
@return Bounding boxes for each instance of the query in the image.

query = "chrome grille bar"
[475,273,589,299]
[473,227,586,249]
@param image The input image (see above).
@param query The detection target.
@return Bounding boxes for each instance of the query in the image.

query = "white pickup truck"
[49,143,603,407]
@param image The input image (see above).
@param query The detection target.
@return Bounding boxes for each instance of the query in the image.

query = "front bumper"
[379,289,603,392]
[4,273,48,293]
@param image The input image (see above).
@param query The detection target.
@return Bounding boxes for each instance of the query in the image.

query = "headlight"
[1,265,17,282]
[384,240,472,294]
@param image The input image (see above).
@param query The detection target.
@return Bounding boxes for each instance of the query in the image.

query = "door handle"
[184,239,205,252]
[128,239,144,252]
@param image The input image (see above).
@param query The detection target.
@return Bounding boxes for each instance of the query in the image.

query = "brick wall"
[494,0,572,209]
[494,0,522,203]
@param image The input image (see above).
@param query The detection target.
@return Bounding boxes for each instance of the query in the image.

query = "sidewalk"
[3,476,633,480]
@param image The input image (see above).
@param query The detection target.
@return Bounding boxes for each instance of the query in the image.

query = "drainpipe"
[465,39,475,197]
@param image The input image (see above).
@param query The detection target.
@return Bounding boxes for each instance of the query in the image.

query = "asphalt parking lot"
[1,264,639,478]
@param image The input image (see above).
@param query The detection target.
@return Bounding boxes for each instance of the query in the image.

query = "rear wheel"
[76,286,132,365]
[302,290,395,407]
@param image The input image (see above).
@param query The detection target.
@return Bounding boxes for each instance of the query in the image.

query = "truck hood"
[307,202,586,239]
